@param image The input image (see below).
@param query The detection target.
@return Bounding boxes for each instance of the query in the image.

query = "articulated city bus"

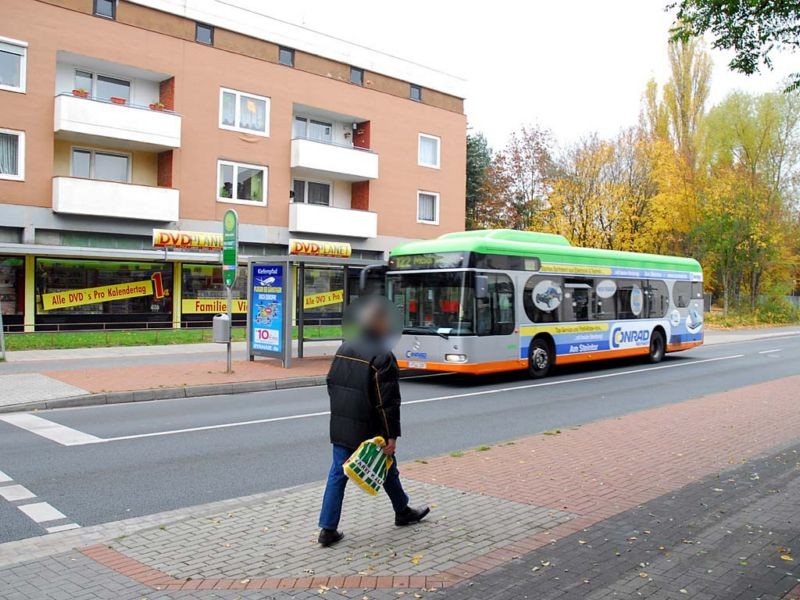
[386,229,704,377]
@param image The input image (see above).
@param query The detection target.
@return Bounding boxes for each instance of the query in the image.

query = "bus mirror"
[475,275,489,300]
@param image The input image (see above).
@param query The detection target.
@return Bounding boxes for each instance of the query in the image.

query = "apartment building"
[0,0,467,331]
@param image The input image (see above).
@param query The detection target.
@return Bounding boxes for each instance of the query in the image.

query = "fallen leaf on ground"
[781,555,794,561]
[411,554,423,565]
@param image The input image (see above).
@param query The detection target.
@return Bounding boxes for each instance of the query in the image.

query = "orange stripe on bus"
[667,340,703,352]
[397,359,527,375]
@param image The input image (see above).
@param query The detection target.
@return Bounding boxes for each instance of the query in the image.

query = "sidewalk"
[2,374,800,599]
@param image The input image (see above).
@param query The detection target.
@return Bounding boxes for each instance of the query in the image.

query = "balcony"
[52,177,179,222]
[289,203,377,239]
[290,138,379,182]
[54,94,181,151]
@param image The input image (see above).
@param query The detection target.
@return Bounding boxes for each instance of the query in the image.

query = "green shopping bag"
[343,436,393,496]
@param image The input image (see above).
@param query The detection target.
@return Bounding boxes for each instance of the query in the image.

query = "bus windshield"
[387,271,475,336]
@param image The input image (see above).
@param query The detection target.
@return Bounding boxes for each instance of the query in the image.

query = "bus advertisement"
[386,229,703,378]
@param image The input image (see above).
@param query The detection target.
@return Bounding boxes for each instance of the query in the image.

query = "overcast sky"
[245,0,796,149]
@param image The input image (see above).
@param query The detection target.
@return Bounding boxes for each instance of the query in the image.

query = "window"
[219,88,270,136]
[524,276,564,323]
[279,47,294,67]
[93,0,115,19]
[417,191,439,224]
[350,66,364,86]
[673,281,692,308]
[292,179,331,206]
[217,160,267,205]
[293,116,332,143]
[71,148,129,183]
[0,129,24,181]
[643,280,670,318]
[616,281,644,319]
[0,37,27,93]
[410,84,422,102]
[195,22,214,45]
[562,279,595,322]
[691,280,703,301]
[418,133,441,168]
[476,274,515,336]
[74,70,130,102]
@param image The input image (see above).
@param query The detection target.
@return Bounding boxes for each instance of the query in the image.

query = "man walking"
[318,300,429,547]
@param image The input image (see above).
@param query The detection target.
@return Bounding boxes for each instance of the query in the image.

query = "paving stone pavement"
[0,373,88,407]
[110,480,573,579]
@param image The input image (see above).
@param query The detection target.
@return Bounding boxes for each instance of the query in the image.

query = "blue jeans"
[318,444,409,530]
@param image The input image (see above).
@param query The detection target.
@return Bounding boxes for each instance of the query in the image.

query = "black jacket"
[327,337,402,450]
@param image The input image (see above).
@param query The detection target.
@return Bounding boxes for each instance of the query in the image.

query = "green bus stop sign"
[222,209,238,287]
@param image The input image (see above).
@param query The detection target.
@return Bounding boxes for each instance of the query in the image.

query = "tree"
[669,0,800,92]
[465,131,492,230]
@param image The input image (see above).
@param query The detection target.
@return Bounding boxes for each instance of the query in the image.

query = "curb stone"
[0,375,329,414]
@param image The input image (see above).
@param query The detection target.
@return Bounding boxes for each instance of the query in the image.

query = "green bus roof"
[390,229,702,273]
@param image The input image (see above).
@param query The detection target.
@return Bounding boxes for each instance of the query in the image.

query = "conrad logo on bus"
[611,327,651,348]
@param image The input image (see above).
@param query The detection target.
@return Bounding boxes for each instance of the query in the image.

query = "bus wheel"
[528,338,553,378]
[648,330,666,363]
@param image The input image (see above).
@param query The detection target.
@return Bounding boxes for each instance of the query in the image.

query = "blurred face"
[343,296,402,347]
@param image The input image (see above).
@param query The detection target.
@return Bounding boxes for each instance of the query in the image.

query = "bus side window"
[523,276,563,324]
[691,281,703,300]
[563,279,594,322]
[593,278,617,321]
[673,281,691,308]
[616,281,644,319]
[644,280,669,318]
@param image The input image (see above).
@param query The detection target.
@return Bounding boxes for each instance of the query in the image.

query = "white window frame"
[70,146,131,183]
[292,115,333,143]
[418,133,441,169]
[0,128,24,181]
[218,87,271,137]
[0,36,28,94]
[217,159,268,206]
[416,190,440,225]
[292,177,332,206]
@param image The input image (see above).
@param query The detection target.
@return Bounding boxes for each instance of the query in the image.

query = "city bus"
[386,229,703,378]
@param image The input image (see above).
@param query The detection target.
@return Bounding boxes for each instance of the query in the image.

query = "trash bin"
[212,313,231,343]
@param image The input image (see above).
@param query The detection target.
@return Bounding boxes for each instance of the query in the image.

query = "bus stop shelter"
[246,253,380,368]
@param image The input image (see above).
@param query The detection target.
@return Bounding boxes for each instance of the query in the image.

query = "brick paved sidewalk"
[2,375,800,599]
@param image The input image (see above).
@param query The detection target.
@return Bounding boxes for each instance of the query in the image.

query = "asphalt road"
[1,333,799,544]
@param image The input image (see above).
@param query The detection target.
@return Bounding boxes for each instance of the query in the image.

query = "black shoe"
[318,528,344,547]
[395,505,430,527]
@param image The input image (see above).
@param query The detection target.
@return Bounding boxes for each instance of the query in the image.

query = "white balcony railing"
[289,202,377,238]
[54,94,181,151]
[290,137,378,181]
[52,177,179,222]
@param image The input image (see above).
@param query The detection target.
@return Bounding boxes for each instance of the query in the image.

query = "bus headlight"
[444,354,467,363]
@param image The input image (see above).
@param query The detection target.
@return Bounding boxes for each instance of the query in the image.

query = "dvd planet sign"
[288,238,352,258]
[152,229,223,250]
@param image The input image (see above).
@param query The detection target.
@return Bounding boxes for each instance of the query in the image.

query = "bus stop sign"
[222,209,238,287]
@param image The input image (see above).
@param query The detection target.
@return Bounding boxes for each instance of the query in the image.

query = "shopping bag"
[343,436,394,496]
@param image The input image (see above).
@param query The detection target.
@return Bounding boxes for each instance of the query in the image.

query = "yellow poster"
[182,298,248,314]
[41,280,154,311]
[304,289,344,309]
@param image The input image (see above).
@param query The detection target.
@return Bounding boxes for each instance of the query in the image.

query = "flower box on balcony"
[110,96,127,105]
[72,89,90,98]
[148,102,166,111]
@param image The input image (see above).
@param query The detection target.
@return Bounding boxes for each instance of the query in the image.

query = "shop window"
[673,281,692,308]
[181,264,247,319]
[0,256,24,329]
[523,276,563,323]
[217,160,267,205]
[35,258,172,321]
[301,268,344,326]
[476,273,515,336]
[219,87,270,136]
[644,280,669,318]
[0,36,27,93]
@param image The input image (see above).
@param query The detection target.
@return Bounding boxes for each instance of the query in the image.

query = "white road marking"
[758,348,782,354]
[0,413,102,446]
[0,484,36,502]
[0,470,11,483]
[17,502,67,523]
[45,523,80,533]
[41,352,744,446]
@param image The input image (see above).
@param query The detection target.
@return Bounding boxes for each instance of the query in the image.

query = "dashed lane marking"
[0,413,102,445]
[758,348,782,354]
[0,469,80,534]
[0,484,36,502]
[18,502,67,523]
[0,470,12,483]
[45,523,81,533]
